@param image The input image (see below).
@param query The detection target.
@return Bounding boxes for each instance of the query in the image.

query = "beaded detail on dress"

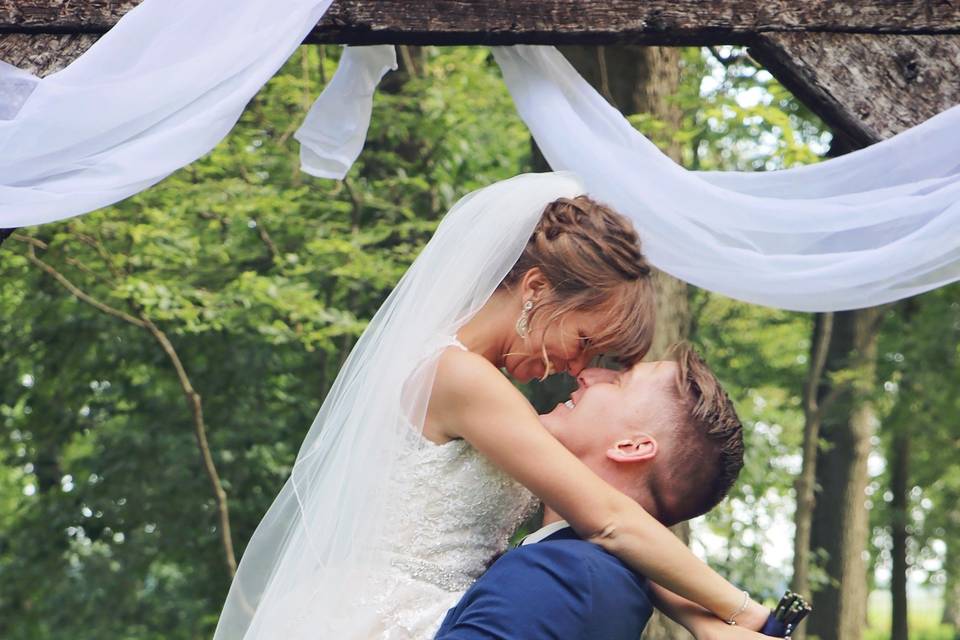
[383,439,538,591]
[355,339,539,638]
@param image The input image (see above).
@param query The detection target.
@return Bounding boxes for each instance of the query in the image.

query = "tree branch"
[341,176,363,233]
[14,234,147,328]
[252,216,280,262]
[135,313,238,577]
[15,233,238,577]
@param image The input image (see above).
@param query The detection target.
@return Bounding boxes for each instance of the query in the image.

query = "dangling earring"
[516,300,534,338]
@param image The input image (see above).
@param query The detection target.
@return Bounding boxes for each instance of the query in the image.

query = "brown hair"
[500,195,656,367]
[648,343,745,526]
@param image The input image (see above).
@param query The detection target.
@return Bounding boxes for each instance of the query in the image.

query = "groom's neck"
[541,506,565,527]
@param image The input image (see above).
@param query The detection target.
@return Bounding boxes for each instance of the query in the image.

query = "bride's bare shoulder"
[429,347,532,440]
[434,346,505,397]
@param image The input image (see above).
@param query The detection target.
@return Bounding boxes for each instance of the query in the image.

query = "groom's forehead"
[622,360,676,388]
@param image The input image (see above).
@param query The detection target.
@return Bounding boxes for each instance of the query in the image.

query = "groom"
[436,344,769,639]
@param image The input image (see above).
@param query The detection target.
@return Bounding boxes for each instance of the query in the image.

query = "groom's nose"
[577,367,619,389]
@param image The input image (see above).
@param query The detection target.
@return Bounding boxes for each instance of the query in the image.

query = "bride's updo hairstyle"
[501,195,656,367]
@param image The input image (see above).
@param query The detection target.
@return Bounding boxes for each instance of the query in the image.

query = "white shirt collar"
[521,520,571,546]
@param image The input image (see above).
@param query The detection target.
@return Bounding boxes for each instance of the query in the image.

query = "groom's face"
[539,362,679,461]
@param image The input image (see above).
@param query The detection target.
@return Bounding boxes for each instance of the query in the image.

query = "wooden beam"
[0,33,97,76]
[1,1,960,46]
[750,33,960,145]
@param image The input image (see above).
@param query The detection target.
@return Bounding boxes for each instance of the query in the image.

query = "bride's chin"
[514,371,534,383]
[506,361,533,383]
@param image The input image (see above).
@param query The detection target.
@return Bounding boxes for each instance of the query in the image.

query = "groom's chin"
[537,409,562,435]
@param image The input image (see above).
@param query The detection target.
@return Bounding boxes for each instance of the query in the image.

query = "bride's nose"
[568,354,590,377]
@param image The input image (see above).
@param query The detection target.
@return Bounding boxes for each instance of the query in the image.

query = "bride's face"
[503,308,605,383]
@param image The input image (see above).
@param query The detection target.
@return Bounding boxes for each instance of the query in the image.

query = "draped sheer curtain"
[491,46,960,311]
[0,0,335,227]
[289,44,960,311]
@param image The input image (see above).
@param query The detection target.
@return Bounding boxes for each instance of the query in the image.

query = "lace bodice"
[383,439,539,592]
[354,340,539,638]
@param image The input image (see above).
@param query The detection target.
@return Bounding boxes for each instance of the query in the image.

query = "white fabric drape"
[295,46,397,179]
[292,44,960,311]
[0,0,335,228]
[491,46,960,311]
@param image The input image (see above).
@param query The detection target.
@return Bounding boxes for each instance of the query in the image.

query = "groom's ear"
[606,434,658,464]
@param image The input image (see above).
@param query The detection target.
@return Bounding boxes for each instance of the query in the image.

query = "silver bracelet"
[725,590,750,625]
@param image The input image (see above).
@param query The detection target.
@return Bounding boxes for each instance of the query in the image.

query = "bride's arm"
[648,583,770,640]
[429,349,768,628]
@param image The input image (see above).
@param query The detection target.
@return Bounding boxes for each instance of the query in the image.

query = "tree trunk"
[806,308,883,640]
[942,539,960,631]
[792,313,833,602]
[889,424,910,640]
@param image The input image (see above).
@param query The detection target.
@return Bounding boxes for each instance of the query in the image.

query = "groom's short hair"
[647,344,744,526]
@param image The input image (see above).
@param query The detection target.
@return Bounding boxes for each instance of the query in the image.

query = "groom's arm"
[435,545,593,640]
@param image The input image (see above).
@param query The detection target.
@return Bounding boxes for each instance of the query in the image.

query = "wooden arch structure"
[2,0,960,144]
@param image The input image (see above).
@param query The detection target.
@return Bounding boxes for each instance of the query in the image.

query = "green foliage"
[867,589,953,640]
[676,47,830,171]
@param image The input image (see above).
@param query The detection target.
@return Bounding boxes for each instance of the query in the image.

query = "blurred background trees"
[1,45,957,639]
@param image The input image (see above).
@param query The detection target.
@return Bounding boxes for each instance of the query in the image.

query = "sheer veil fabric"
[213,172,586,639]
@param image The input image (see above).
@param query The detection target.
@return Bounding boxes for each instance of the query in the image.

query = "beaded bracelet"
[725,590,750,626]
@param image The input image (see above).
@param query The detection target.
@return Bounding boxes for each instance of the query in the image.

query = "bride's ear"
[606,434,657,464]
[519,267,551,302]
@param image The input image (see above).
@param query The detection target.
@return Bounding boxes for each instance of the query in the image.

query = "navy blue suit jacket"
[435,527,653,639]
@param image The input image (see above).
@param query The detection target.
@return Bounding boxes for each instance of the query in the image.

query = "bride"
[213,172,770,638]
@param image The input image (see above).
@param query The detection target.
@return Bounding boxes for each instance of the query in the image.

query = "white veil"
[213,171,586,639]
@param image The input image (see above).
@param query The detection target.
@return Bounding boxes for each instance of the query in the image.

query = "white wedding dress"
[349,340,540,639]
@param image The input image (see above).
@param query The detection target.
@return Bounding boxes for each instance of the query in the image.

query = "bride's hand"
[649,582,773,640]
[736,600,773,632]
